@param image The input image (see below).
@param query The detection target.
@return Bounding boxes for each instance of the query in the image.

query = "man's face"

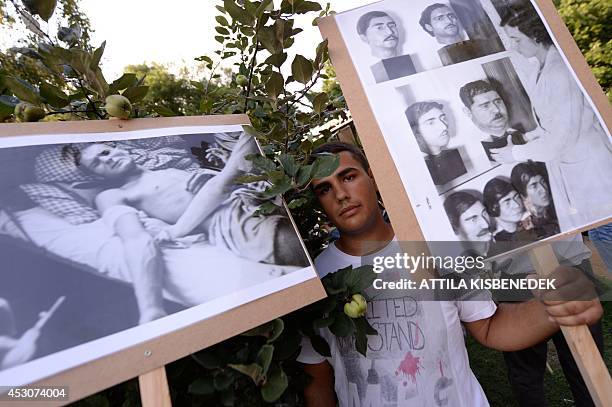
[80,144,136,178]
[416,107,450,151]
[525,175,550,209]
[467,91,509,134]
[497,190,525,223]
[458,201,492,242]
[428,6,459,40]
[362,16,399,53]
[312,151,380,235]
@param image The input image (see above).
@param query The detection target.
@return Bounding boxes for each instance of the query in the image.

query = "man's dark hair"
[419,3,450,36]
[500,5,553,47]
[405,101,445,155]
[61,141,117,171]
[311,142,369,172]
[356,11,392,36]
[444,191,479,233]
[459,80,498,109]
[483,178,516,217]
[510,160,548,197]
[61,144,81,166]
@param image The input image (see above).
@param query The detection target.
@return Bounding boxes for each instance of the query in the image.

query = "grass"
[468,301,611,406]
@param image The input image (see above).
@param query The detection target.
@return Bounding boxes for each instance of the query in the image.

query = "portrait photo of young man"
[406,101,467,186]
[356,10,417,83]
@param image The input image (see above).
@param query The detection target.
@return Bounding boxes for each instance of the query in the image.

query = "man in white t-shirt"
[298,142,602,407]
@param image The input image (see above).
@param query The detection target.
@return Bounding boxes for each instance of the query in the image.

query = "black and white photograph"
[392,56,534,194]
[331,0,611,253]
[339,0,505,85]
[0,124,316,385]
[442,160,557,256]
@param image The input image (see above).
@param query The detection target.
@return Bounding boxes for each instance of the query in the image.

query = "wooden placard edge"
[0,114,326,405]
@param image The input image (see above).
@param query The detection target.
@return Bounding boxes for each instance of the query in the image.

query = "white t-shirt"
[298,239,496,407]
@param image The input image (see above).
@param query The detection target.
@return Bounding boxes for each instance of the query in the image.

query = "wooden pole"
[528,244,612,406]
[138,367,172,407]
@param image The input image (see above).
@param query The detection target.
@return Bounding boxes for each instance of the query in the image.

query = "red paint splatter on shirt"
[397,352,423,383]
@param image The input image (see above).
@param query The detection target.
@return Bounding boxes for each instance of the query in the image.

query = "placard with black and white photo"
[330,0,611,256]
[339,0,505,85]
[0,122,319,387]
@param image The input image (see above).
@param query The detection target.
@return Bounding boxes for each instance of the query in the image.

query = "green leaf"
[268,318,284,342]
[241,320,275,337]
[310,154,340,179]
[122,86,149,103]
[354,326,368,357]
[288,197,308,209]
[213,372,234,391]
[224,0,254,26]
[247,154,277,174]
[91,41,106,70]
[278,154,298,176]
[265,71,284,100]
[256,344,274,376]
[153,105,176,117]
[228,363,264,385]
[309,334,331,357]
[294,0,322,14]
[314,39,328,69]
[255,0,273,17]
[188,377,215,395]
[348,265,377,293]
[264,53,287,68]
[109,73,138,93]
[260,366,288,403]
[216,26,230,35]
[0,95,18,120]
[191,350,223,369]
[295,164,312,186]
[235,174,268,184]
[3,76,41,104]
[312,92,329,114]
[329,312,354,337]
[215,15,229,26]
[291,55,314,84]
[39,82,69,108]
[263,174,293,198]
[313,315,335,328]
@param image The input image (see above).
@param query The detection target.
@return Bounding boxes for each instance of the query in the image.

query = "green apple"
[23,105,46,122]
[14,102,28,121]
[22,0,57,21]
[15,102,45,122]
[344,294,367,318]
[236,74,249,87]
[352,294,367,314]
[104,95,132,119]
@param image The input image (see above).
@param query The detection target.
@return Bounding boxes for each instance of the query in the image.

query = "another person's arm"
[96,190,167,324]
[303,361,336,407]
[491,68,583,164]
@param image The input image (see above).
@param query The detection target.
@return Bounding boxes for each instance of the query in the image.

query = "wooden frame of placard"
[0,114,326,406]
[318,0,611,405]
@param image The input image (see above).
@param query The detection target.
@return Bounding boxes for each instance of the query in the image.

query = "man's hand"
[205,145,230,166]
[490,135,517,164]
[225,134,255,173]
[533,266,602,327]
[1,327,41,369]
